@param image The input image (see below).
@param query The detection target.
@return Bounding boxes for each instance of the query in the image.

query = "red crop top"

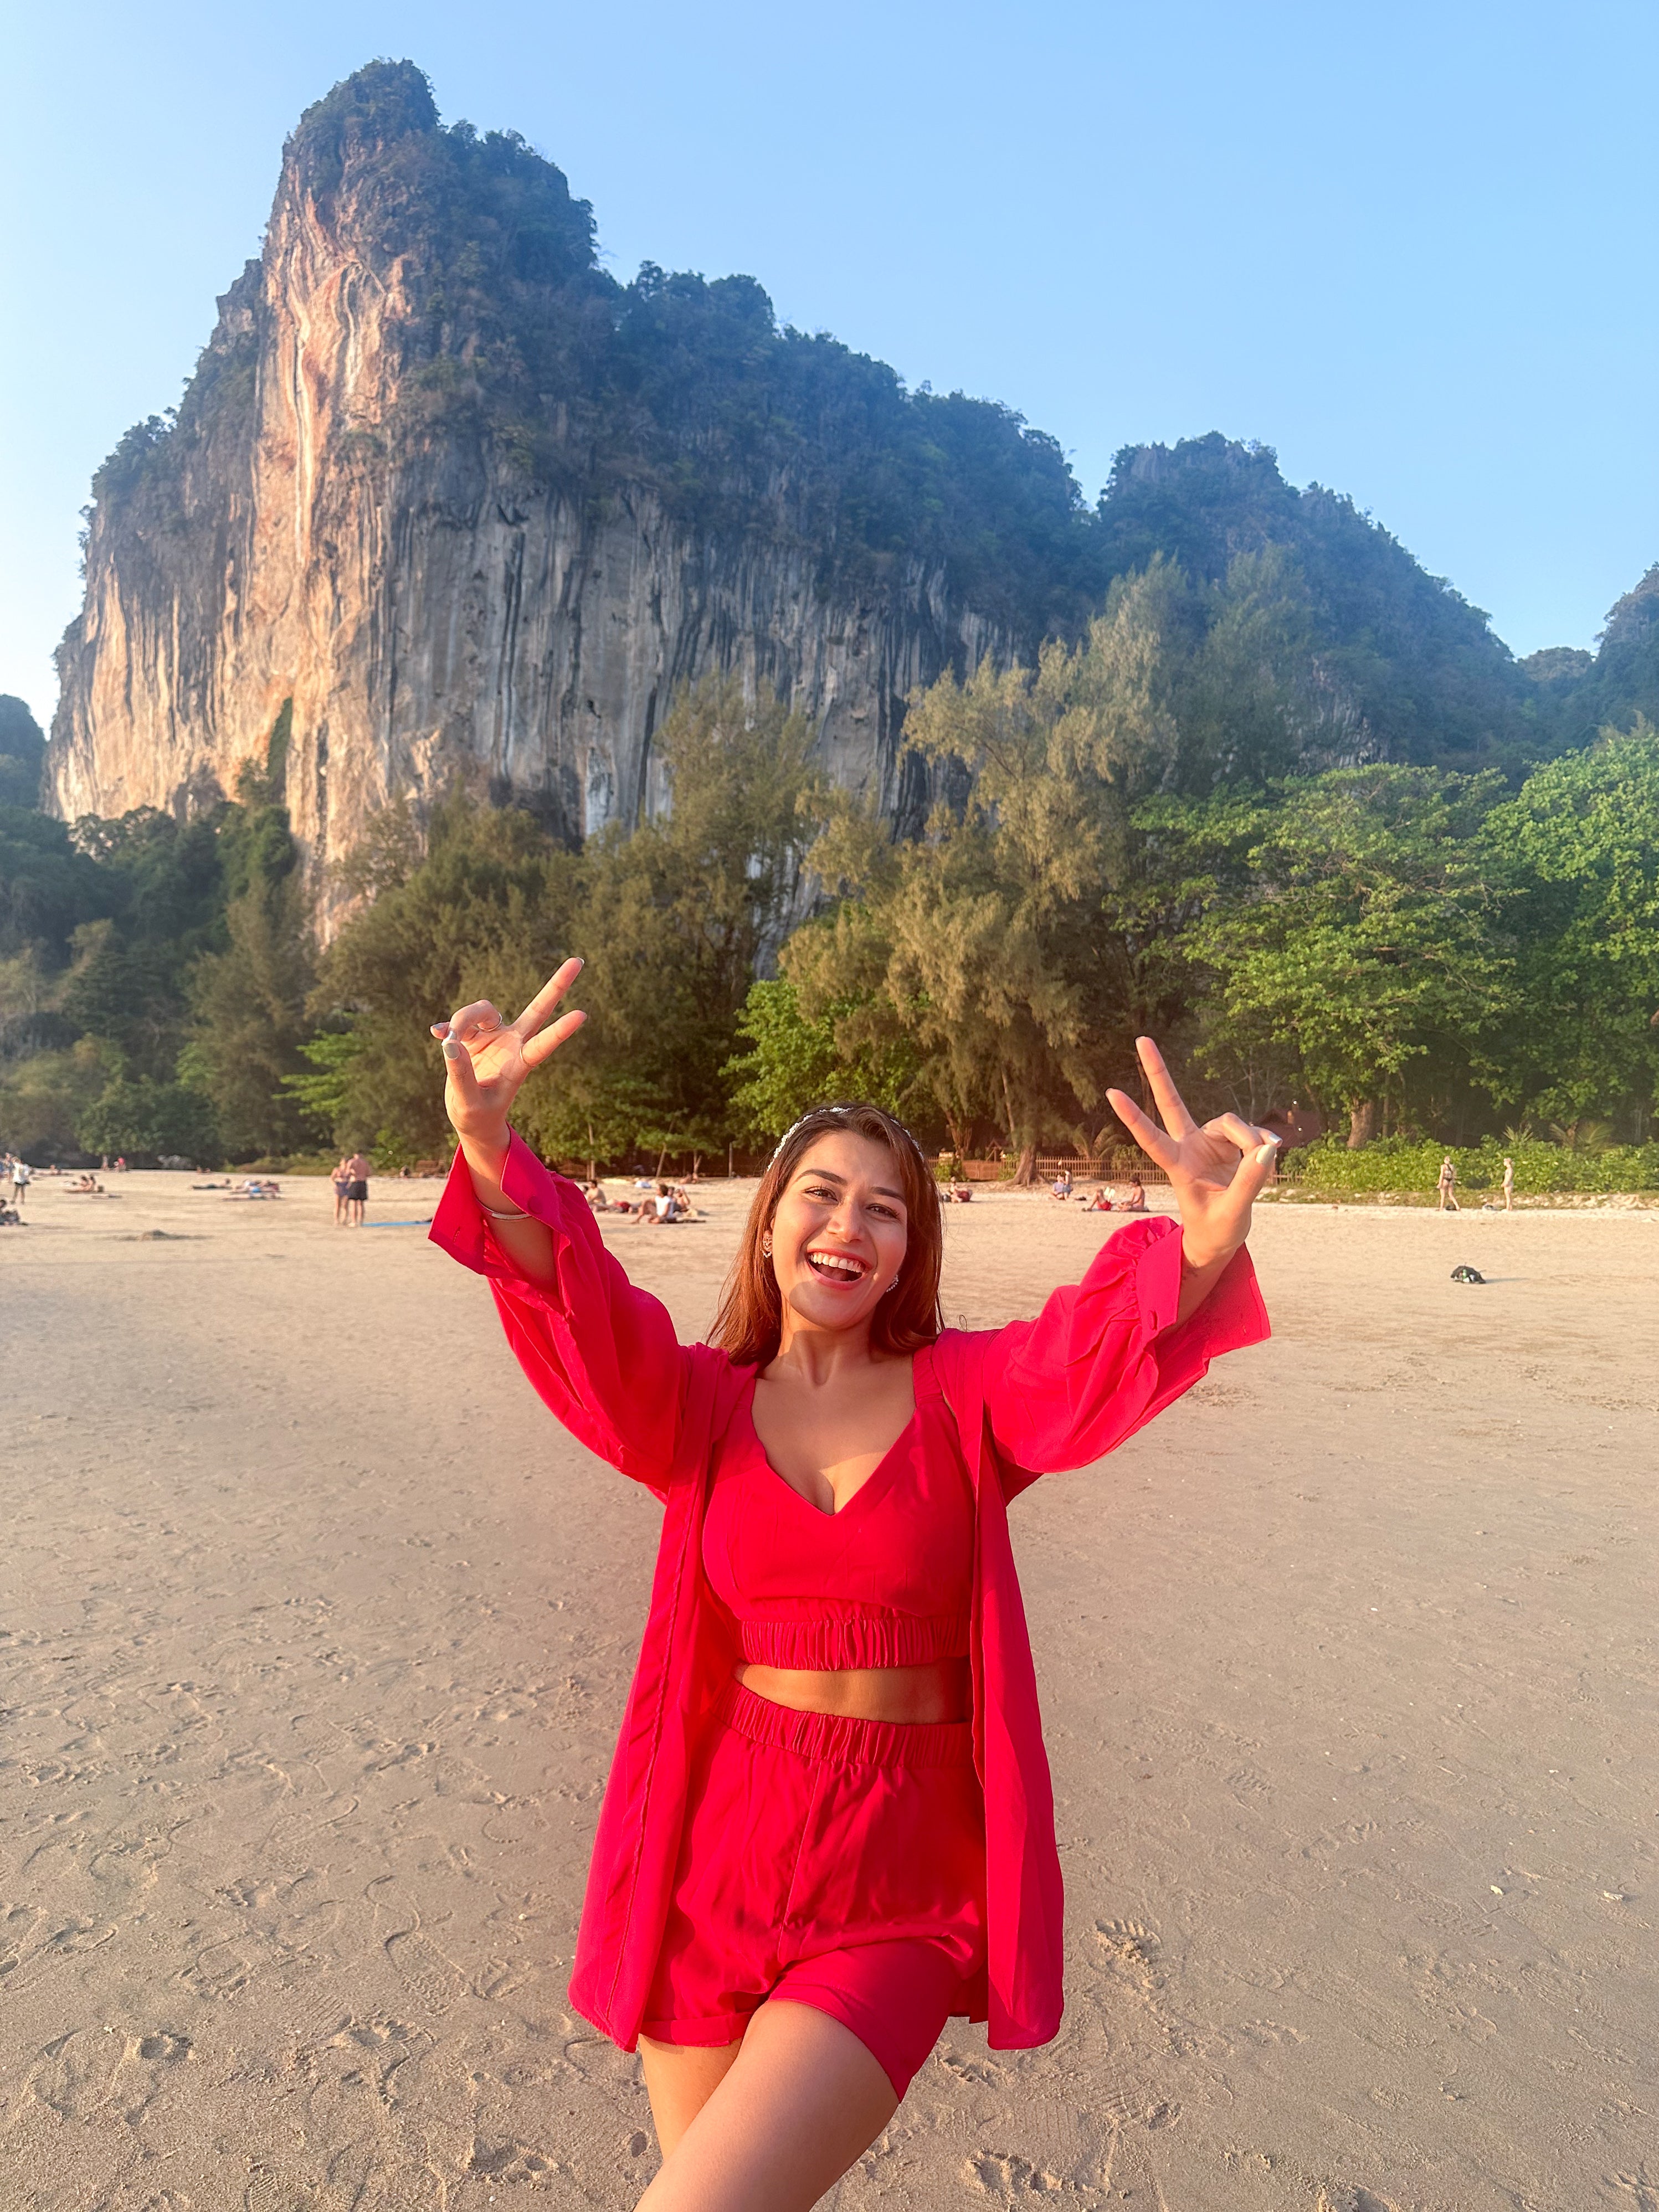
[701,1349,973,1670]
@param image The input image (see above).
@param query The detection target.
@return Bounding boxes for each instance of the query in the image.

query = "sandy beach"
[3,1170,1656,2210]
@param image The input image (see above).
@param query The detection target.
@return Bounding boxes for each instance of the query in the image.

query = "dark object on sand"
[1450,1264,1486,1284]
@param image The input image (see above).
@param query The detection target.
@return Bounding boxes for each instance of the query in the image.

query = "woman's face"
[768,1131,910,1335]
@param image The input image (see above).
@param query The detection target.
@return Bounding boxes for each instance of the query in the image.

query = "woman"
[430,959,1276,2211]
[331,1155,353,1227]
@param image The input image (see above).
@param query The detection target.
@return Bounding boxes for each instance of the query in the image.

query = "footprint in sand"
[27,2027,127,2121]
[934,2045,1008,2087]
[963,2148,1066,2196]
[1227,1764,1273,1801]
[467,2135,562,2181]
[385,1927,468,2014]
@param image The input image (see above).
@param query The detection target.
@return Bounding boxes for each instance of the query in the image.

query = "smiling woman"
[427,959,1276,2210]
[710,1103,943,1371]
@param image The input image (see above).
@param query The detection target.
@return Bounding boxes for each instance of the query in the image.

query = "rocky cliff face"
[51,64,1545,928]
[49,66,1010,929]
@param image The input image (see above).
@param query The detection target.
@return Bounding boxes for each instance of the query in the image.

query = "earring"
[761,1233,772,1257]
[882,1274,899,1295]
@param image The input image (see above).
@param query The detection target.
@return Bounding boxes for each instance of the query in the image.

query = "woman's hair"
[710,1104,944,1368]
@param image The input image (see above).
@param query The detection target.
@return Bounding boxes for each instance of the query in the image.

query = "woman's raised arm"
[972,1038,1275,1486]
[435,958,590,1282]
[428,961,691,1491]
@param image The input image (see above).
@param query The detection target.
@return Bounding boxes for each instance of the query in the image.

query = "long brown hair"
[711,1104,944,1368]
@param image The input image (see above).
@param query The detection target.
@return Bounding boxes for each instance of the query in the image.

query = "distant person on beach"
[1502,1156,1514,1211]
[331,1158,352,1226]
[1050,1171,1072,1201]
[344,1150,371,1226]
[644,1181,685,1225]
[9,1159,29,1207]
[1437,1155,1460,1212]
[429,960,1276,2208]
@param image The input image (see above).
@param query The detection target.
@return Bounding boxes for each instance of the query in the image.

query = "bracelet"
[482,1203,530,1220]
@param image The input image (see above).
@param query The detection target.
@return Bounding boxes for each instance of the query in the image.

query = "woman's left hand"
[1106,1038,1281,1275]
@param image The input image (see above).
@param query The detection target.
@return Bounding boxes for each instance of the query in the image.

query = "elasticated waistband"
[716,1678,975,1769]
[739,1613,970,1671]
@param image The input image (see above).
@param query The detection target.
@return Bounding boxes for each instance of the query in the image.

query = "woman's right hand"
[431,958,587,1165]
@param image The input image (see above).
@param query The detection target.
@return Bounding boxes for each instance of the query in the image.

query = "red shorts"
[641,1679,987,2098]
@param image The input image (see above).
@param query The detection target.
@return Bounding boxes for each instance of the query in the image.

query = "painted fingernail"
[441,1037,464,1059]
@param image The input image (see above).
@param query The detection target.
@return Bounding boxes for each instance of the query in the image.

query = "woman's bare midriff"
[735,1657,971,1725]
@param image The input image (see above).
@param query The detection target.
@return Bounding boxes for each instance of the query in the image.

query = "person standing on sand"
[11,1158,30,1208]
[1437,1155,1460,1212]
[428,958,1277,2211]
[344,1149,372,1226]
[331,1156,353,1226]
[1503,1156,1514,1211]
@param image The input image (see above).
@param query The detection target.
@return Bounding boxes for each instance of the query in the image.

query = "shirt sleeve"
[428,1134,691,1493]
[982,1215,1270,1489]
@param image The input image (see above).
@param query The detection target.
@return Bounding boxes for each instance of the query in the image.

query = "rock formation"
[49,63,1544,931]
[49,65,1036,929]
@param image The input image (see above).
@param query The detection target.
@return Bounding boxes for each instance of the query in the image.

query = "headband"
[768,1104,926,1164]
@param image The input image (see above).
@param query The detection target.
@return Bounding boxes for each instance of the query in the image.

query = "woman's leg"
[635,2001,896,2211]
[639,2035,743,2160]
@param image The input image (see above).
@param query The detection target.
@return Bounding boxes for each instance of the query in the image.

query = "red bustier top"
[701,1354,973,1670]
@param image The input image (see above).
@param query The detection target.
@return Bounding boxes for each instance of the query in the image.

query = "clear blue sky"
[3,0,1655,732]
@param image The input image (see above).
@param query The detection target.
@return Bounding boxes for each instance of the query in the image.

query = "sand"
[3,1170,1656,2210]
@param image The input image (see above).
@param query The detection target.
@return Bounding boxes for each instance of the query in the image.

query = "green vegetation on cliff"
[85,57,1641,771]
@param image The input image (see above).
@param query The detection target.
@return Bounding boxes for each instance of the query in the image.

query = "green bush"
[1278,1136,1659,1195]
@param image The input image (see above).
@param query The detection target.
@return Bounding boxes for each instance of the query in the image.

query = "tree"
[180,795,317,1157]
[1480,720,1659,1135]
[276,1029,366,1141]
[319,791,579,1158]
[785,565,1205,1175]
[0,806,110,959]
[317,683,820,1167]
[1160,767,1514,1143]
[723,976,922,1143]
[78,1067,219,1162]
[521,679,820,1167]
[0,697,46,809]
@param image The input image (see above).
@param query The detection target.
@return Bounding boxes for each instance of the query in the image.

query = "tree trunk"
[999,1068,1026,1179]
[1347,1099,1378,1149]
[1012,1143,1038,1186]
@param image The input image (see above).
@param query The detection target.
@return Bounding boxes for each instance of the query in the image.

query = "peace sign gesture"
[1106,1037,1280,1284]
[432,958,587,1160]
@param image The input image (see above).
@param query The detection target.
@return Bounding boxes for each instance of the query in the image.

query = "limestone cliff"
[50,64,1047,928]
[51,64,1540,925]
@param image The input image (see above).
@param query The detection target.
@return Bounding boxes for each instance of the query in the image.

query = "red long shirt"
[430,1139,1270,2049]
